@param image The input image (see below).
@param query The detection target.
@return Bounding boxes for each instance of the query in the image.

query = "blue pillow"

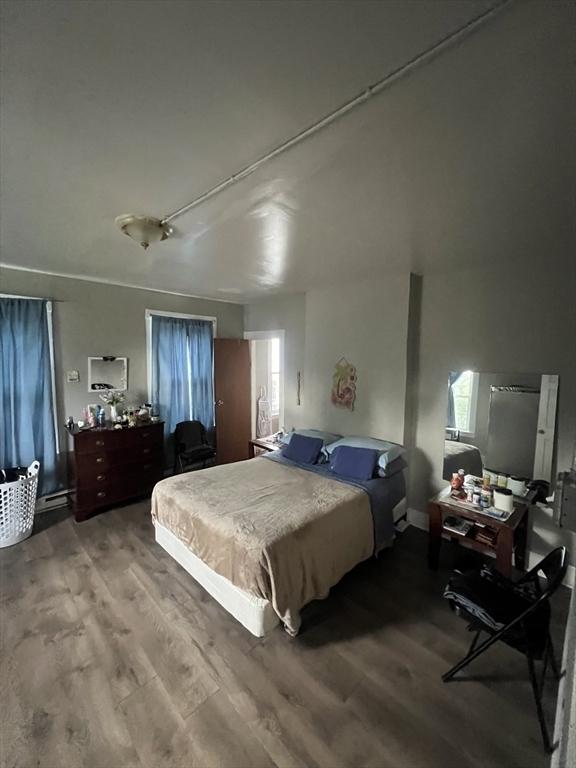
[282,433,323,464]
[330,446,379,481]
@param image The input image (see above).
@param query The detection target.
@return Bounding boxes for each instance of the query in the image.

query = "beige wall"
[301,278,410,444]
[0,267,244,477]
[245,277,411,445]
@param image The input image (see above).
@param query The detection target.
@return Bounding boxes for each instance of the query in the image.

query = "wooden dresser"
[72,422,164,522]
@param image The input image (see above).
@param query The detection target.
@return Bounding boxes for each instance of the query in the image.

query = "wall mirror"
[87,357,128,392]
[443,371,558,483]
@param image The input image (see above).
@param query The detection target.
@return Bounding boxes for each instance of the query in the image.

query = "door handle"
[216,400,224,406]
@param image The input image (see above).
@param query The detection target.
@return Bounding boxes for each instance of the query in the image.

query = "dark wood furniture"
[72,422,164,521]
[173,420,216,474]
[428,491,530,577]
[248,437,282,458]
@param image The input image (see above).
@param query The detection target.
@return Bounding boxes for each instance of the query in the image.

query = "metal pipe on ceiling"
[162,0,512,224]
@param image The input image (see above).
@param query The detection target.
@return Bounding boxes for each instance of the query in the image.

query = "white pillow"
[325,436,405,470]
[280,429,342,447]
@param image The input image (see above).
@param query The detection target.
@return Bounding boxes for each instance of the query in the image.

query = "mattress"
[443,440,483,480]
[151,457,375,635]
[155,521,279,636]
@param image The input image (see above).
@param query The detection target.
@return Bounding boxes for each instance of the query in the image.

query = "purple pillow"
[330,446,379,481]
[282,433,323,464]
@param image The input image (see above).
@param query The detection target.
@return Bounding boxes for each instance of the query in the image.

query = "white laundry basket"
[0,461,40,548]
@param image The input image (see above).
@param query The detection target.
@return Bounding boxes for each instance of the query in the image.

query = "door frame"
[243,330,285,438]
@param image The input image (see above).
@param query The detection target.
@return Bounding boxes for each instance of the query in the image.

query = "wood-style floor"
[0,500,569,768]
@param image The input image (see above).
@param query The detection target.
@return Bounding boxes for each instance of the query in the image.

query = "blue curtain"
[447,371,462,428]
[150,315,214,439]
[0,298,58,495]
[188,319,214,429]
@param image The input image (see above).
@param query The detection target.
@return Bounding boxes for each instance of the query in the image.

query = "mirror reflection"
[87,357,128,392]
[444,372,558,484]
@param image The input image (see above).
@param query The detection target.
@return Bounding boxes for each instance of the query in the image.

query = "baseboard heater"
[35,490,72,513]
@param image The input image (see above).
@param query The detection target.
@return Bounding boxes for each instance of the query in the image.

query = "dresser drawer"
[74,430,115,455]
[76,473,161,510]
[119,423,164,447]
[77,459,163,488]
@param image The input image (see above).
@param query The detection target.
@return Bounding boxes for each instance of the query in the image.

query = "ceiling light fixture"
[115,214,173,250]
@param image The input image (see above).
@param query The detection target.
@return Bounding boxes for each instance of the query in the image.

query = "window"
[0,297,59,496]
[146,310,216,435]
[451,371,479,434]
[269,338,280,417]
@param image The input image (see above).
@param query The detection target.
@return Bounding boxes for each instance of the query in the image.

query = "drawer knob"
[142,448,151,454]
[96,457,104,464]
[95,440,104,446]
[142,432,150,438]
[97,474,106,481]
[96,491,106,498]
[143,464,151,471]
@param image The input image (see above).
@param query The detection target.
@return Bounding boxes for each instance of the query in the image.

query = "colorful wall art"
[331,357,357,411]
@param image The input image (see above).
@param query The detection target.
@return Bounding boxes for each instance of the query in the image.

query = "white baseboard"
[407,507,429,531]
[406,507,574,589]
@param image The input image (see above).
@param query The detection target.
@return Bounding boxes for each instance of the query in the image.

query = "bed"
[443,439,483,480]
[151,452,406,636]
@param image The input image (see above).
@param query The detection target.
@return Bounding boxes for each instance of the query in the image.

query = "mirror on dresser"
[87,356,128,392]
[443,371,559,485]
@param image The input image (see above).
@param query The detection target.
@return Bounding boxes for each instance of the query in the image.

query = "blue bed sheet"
[263,451,406,553]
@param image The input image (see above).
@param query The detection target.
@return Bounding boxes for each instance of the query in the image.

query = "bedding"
[282,433,323,464]
[325,436,405,470]
[329,445,379,481]
[266,452,404,552]
[377,455,407,478]
[280,429,342,447]
[151,453,404,635]
[443,440,483,480]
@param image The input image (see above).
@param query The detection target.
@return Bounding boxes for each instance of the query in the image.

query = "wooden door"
[214,338,251,464]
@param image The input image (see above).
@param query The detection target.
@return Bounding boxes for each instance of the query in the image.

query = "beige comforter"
[151,457,374,634]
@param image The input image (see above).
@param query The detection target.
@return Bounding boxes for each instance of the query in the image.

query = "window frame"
[452,370,479,437]
[268,337,281,417]
[145,309,217,407]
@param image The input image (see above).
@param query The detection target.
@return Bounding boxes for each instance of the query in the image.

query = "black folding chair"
[442,547,568,753]
[173,420,216,474]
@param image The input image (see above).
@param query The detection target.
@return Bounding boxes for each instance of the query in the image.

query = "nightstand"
[248,437,282,458]
[428,490,531,577]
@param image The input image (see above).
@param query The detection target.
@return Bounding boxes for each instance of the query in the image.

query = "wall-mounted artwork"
[331,357,357,411]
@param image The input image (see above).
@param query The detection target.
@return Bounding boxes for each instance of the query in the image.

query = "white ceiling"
[2,0,562,301]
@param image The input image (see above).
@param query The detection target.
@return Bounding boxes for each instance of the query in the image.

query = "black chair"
[173,420,216,474]
[442,547,568,753]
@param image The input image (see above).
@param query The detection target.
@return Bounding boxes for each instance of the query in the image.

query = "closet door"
[214,339,251,464]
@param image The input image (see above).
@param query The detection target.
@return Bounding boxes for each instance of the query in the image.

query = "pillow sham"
[376,456,407,478]
[330,446,379,481]
[282,433,324,465]
[280,429,342,447]
[325,436,405,470]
